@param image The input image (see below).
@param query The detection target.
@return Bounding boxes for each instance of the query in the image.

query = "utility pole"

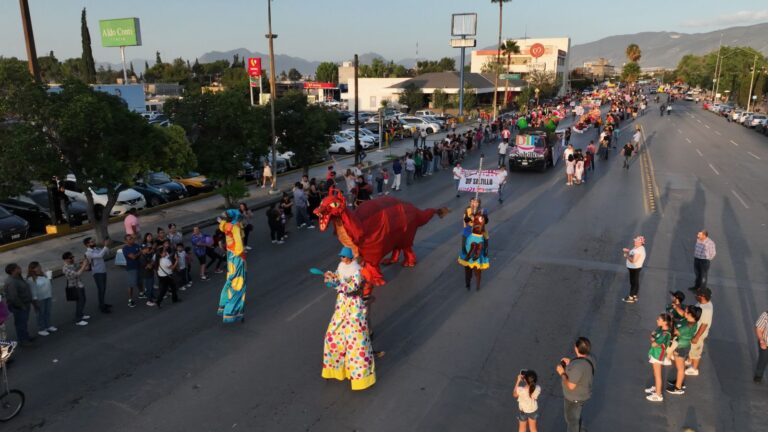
[266,0,279,193]
[354,54,360,165]
[18,0,40,82]
[711,34,722,101]
[746,54,757,113]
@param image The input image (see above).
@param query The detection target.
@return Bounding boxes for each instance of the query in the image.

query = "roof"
[388,72,495,90]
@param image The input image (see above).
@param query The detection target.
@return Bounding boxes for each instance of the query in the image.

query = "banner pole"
[475,153,484,201]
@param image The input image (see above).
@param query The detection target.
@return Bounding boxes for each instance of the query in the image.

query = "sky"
[1,0,767,65]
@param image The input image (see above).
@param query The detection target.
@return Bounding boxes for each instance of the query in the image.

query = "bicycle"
[0,341,24,421]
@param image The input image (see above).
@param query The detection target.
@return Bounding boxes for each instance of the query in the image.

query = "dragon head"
[314,187,346,232]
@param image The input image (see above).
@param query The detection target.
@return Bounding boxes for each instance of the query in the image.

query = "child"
[645,313,673,402]
[666,291,686,325]
[175,244,189,290]
[382,167,390,195]
[513,370,541,431]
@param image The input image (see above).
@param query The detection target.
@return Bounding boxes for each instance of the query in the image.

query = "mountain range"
[98,23,768,77]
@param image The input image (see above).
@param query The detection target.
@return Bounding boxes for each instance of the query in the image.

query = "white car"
[748,114,766,128]
[737,112,754,124]
[400,116,441,134]
[338,130,374,149]
[328,134,356,154]
[62,176,146,217]
[347,112,373,125]
[414,110,438,117]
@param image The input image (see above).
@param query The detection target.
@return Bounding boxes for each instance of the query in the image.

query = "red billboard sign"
[529,43,545,58]
[247,58,262,77]
[303,82,335,89]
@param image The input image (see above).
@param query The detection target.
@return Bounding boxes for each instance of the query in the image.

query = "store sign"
[303,82,335,89]
[99,18,142,47]
[247,58,262,77]
[529,43,545,58]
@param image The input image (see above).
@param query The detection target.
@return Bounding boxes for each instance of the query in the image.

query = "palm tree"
[491,0,513,120]
[501,40,520,107]
[626,44,642,63]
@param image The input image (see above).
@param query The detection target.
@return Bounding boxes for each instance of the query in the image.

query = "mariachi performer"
[217,209,247,323]
[321,247,376,391]
[458,198,490,291]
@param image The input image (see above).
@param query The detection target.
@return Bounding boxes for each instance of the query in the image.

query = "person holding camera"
[513,370,541,432]
[555,337,595,432]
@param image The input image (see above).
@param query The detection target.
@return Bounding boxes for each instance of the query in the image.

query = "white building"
[470,37,571,95]
[342,77,409,112]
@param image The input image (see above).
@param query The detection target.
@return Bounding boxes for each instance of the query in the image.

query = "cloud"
[682,10,768,27]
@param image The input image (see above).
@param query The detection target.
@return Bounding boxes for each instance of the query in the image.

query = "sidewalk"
[1,121,481,276]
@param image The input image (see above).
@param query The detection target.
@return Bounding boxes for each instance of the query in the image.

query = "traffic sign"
[499,73,521,80]
[248,58,262,77]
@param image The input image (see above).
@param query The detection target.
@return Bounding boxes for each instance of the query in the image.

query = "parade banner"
[458,169,502,193]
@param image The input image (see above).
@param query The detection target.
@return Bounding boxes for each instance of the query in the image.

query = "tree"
[315,62,339,83]
[231,54,240,68]
[279,70,288,81]
[155,51,163,66]
[626,44,642,63]
[129,61,136,78]
[432,88,450,112]
[287,68,302,81]
[192,58,203,76]
[527,70,557,97]
[463,84,477,111]
[415,57,456,73]
[0,64,195,241]
[622,62,641,84]
[501,40,521,106]
[80,8,96,83]
[165,91,263,207]
[398,83,425,113]
[491,0,512,119]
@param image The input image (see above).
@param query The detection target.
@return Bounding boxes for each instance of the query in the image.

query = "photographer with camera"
[555,337,595,432]
[513,369,540,432]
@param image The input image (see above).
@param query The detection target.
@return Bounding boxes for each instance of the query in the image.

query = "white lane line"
[715,131,721,135]
[696,119,702,124]
[731,190,750,209]
[286,291,331,322]
[730,140,739,146]
[709,163,720,176]
[704,124,711,129]
[696,149,703,157]
[747,152,761,160]
[677,129,682,134]
[685,137,692,143]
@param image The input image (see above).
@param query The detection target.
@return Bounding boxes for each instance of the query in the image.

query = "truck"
[508,129,566,172]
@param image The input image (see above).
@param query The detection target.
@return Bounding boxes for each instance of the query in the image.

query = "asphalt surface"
[4,101,768,432]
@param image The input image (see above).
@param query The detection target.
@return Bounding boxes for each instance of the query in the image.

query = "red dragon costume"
[314,188,448,290]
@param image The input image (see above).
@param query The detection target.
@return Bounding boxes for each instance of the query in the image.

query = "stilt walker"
[217,209,247,323]
[457,154,490,290]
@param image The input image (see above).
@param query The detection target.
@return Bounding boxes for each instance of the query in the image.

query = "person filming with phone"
[555,336,595,432]
[513,369,541,432]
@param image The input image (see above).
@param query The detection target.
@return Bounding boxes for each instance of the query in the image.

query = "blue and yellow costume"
[217,209,247,323]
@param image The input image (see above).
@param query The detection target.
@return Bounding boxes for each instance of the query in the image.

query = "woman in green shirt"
[667,305,702,395]
[645,313,673,401]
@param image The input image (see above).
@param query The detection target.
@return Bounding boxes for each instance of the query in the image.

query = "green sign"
[499,73,521,80]
[99,18,142,47]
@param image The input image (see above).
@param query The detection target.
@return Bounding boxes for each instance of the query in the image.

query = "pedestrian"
[412,130,419,149]
[155,246,180,308]
[321,247,376,391]
[344,169,357,202]
[453,163,463,198]
[586,140,597,170]
[175,243,191,290]
[405,154,416,186]
[632,126,642,151]
[667,306,702,395]
[238,202,254,251]
[280,191,293,218]
[754,309,768,382]
[167,223,182,248]
[583,150,592,182]
[574,153,584,185]
[124,208,140,238]
[261,161,272,188]
[139,243,157,305]
[513,370,541,431]
[381,167,390,195]
[498,139,509,168]
[556,337,595,432]
[191,226,219,280]
[645,313,673,402]
[690,230,716,291]
[84,236,112,313]
[666,104,672,116]
[122,234,141,308]
[497,165,508,203]
[62,252,90,325]
[352,175,373,207]
[565,154,575,186]
[374,168,385,195]
[420,129,427,148]
[392,158,402,191]
[27,262,56,336]
[293,183,315,229]
[621,235,646,303]
[686,288,713,377]
[414,151,423,179]
[266,203,285,244]
[666,290,687,325]
[4,264,34,344]
[622,142,634,169]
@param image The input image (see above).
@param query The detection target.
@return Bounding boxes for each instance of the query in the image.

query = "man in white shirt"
[452,163,463,198]
[498,141,509,168]
[686,287,713,376]
[84,237,112,313]
[621,235,646,303]
[632,127,642,150]
[496,165,508,203]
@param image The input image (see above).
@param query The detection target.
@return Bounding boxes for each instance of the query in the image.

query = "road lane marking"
[685,138,692,143]
[730,140,739,146]
[715,131,721,135]
[709,163,720,175]
[286,291,331,322]
[704,124,710,129]
[677,129,682,134]
[747,152,761,160]
[696,119,702,124]
[696,149,703,157]
[731,190,750,209]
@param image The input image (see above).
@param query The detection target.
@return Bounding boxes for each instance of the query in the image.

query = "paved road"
[4,102,768,431]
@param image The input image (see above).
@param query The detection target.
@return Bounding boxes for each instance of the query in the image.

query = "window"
[370,96,377,108]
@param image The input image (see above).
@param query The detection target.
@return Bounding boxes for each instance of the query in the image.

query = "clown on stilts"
[321,247,376,391]
[458,197,489,290]
[217,209,247,323]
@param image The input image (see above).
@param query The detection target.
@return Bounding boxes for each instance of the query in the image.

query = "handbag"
[114,249,127,266]
[65,280,80,302]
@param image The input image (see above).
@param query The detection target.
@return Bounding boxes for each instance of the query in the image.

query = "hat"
[339,247,354,259]
[669,290,685,303]
[696,287,712,300]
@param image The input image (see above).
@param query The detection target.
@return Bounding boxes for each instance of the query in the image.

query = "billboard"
[248,58,262,77]
[99,18,142,47]
[303,82,335,89]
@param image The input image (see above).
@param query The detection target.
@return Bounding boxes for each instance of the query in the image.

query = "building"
[470,37,571,95]
[342,77,409,111]
[582,58,616,80]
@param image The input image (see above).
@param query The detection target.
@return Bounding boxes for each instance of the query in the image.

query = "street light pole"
[746,54,757,112]
[266,0,279,193]
[354,54,360,165]
[710,34,722,100]
[18,0,40,82]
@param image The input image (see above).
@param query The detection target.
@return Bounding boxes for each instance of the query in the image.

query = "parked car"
[173,172,215,195]
[0,189,88,232]
[745,114,766,128]
[347,112,373,125]
[399,116,441,134]
[123,183,168,208]
[328,134,356,154]
[63,176,146,217]
[338,130,375,149]
[414,110,438,117]
[0,206,29,244]
[238,161,256,180]
[136,172,187,201]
